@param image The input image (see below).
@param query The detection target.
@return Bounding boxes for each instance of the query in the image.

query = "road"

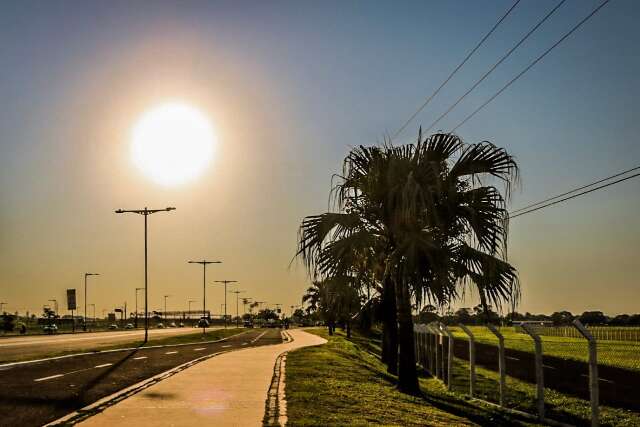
[0,328,282,427]
[0,327,214,362]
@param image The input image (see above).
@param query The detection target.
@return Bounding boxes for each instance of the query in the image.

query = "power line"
[510,172,640,219]
[392,0,522,140]
[424,0,566,134]
[452,0,612,132]
[511,164,640,214]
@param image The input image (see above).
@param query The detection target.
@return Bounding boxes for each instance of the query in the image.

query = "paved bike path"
[79,329,326,426]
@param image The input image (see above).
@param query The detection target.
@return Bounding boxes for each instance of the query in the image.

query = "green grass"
[0,328,246,363]
[448,326,640,371]
[285,328,541,426]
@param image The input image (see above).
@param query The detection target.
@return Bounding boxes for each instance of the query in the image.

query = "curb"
[264,330,294,426]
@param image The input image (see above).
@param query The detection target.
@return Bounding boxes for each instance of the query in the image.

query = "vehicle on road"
[243,320,254,328]
[169,322,177,328]
[196,318,209,328]
[108,324,118,330]
[157,323,165,329]
[125,323,134,329]
[178,322,185,327]
[42,324,58,334]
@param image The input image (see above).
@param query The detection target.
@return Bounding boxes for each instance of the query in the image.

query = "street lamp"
[115,206,176,343]
[163,295,171,322]
[188,300,197,319]
[48,299,58,315]
[229,290,245,328]
[213,280,237,328]
[135,287,144,328]
[84,273,99,330]
[188,260,221,329]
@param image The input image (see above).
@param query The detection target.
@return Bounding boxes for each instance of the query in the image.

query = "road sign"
[66,289,77,310]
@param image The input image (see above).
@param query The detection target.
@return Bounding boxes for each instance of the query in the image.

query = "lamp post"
[115,206,176,343]
[188,260,221,332]
[213,280,237,328]
[48,299,58,315]
[84,273,99,330]
[135,287,144,328]
[188,300,197,319]
[229,290,245,328]
[163,295,170,322]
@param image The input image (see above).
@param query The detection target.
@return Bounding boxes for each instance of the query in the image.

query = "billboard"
[66,289,77,311]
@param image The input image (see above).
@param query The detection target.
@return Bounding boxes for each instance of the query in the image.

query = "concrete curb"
[0,330,248,369]
[264,330,294,426]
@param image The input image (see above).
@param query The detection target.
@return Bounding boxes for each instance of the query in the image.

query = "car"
[243,320,254,328]
[196,318,209,328]
[125,323,134,329]
[157,323,165,329]
[169,322,177,328]
[178,322,185,327]
[108,324,118,330]
[42,324,58,334]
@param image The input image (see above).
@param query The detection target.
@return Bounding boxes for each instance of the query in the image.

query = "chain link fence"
[414,321,640,426]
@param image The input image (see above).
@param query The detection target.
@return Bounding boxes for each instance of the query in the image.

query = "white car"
[157,323,165,329]
[125,323,134,329]
[108,324,118,330]
[169,322,177,328]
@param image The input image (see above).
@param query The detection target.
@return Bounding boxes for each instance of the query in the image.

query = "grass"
[0,328,246,363]
[448,326,640,371]
[285,328,541,426]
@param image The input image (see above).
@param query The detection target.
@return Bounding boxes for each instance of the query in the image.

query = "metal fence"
[414,321,640,427]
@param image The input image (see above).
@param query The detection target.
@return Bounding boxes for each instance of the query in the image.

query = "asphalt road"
[0,328,283,427]
[0,327,214,362]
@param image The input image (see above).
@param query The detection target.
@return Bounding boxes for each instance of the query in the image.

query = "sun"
[131,102,216,186]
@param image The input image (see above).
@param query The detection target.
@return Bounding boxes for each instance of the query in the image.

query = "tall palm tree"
[297,131,519,394]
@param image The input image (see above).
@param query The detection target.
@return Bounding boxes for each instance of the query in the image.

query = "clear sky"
[1,0,639,318]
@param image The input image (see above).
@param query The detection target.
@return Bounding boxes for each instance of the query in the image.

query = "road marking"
[165,351,178,354]
[194,348,206,351]
[95,363,113,368]
[251,331,267,343]
[133,356,147,360]
[34,374,64,382]
[222,344,232,348]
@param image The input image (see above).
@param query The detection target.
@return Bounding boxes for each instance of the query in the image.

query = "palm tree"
[297,131,519,394]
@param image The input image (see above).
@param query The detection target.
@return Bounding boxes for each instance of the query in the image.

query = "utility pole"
[135,287,144,328]
[229,290,245,328]
[188,260,221,332]
[213,280,237,328]
[84,273,99,330]
[115,206,176,343]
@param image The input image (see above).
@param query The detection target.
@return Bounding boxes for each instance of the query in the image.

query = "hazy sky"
[1,1,639,318]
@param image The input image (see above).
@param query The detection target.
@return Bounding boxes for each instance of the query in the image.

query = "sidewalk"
[78,329,326,427]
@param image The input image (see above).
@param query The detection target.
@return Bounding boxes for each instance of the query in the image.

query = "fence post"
[439,323,454,390]
[487,324,506,407]
[521,324,544,421]
[429,323,442,380]
[458,324,476,397]
[573,319,599,427]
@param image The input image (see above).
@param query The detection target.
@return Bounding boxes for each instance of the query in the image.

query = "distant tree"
[628,314,640,326]
[550,311,574,326]
[257,309,279,321]
[609,314,630,326]
[417,304,439,324]
[579,311,607,325]
[455,308,474,324]
[1,314,15,332]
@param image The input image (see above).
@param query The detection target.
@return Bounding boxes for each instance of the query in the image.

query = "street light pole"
[135,287,144,328]
[229,290,245,328]
[116,206,176,344]
[84,273,99,330]
[163,295,170,322]
[188,260,221,332]
[213,280,237,328]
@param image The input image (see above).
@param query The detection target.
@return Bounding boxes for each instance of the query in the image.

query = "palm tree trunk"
[381,276,398,375]
[395,278,420,394]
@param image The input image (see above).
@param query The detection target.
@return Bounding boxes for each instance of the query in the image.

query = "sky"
[1,0,639,318]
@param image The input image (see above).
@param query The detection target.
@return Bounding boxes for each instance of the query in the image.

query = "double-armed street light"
[188,260,221,330]
[213,280,237,328]
[84,273,99,330]
[229,289,246,328]
[115,206,176,343]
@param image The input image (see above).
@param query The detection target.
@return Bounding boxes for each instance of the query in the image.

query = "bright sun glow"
[131,103,216,186]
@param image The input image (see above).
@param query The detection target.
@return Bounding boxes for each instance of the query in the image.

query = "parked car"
[125,323,134,329]
[178,322,185,327]
[196,318,209,328]
[108,324,118,330]
[243,320,254,328]
[157,323,165,329]
[169,322,177,328]
[42,324,58,334]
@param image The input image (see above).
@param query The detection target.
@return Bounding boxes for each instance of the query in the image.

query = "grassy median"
[285,328,538,426]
